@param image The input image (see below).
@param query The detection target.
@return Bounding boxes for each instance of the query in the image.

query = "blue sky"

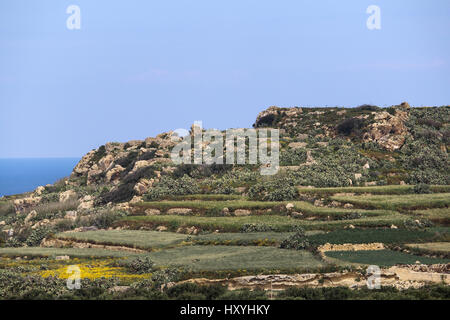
[0,0,449,158]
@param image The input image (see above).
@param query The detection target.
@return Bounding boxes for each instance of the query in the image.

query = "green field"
[146,245,326,271]
[0,247,139,258]
[162,194,243,201]
[133,200,391,218]
[55,230,188,250]
[412,208,450,221]
[118,213,408,232]
[308,228,447,246]
[330,193,450,211]
[298,185,450,195]
[133,200,284,214]
[405,242,450,254]
[325,250,450,266]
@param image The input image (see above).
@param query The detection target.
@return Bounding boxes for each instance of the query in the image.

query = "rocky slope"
[0,103,448,241]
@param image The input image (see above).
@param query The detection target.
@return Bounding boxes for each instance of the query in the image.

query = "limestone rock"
[233,209,252,216]
[59,190,77,203]
[167,208,193,215]
[64,211,78,221]
[145,208,161,216]
[363,106,409,151]
[24,210,37,223]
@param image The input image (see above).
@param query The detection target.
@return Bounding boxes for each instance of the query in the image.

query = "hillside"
[0,103,449,299]
[1,102,449,230]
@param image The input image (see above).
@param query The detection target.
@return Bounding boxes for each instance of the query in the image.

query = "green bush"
[91,210,124,229]
[127,257,155,274]
[144,175,200,201]
[240,224,274,233]
[280,149,307,166]
[248,179,297,201]
[413,184,432,194]
[279,227,310,250]
[25,227,53,247]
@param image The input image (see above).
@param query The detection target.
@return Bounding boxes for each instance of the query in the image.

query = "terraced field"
[1,187,448,290]
[145,246,326,271]
[0,247,138,258]
[330,193,450,211]
[325,250,450,267]
[298,185,450,195]
[118,213,408,232]
[55,230,188,250]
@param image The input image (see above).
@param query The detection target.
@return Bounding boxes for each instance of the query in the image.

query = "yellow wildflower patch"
[40,260,149,280]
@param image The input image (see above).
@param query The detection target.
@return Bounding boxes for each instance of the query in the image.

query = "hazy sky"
[1,0,449,158]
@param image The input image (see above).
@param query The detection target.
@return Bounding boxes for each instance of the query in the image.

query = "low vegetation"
[325,250,450,266]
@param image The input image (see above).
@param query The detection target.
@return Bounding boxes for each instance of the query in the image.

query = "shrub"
[403,219,433,230]
[91,210,124,229]
[413,184,431,194]
[144,175,200,201]
[355,104,379,111]
[240,224,274,233]
[0,201,14,216]
[25,227,53,247]
[417,118,443,130]
[248,179,297,201]
[280,149,307,166]
[279,227,310,250]
[91,145,106,164]
[96,183,135,205]
[127,257,155,274]
[336,118,365,136]
[172,164,233,179]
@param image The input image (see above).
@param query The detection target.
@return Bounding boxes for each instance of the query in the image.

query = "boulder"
[106,165,125,183]
[13,197,41,214]
[167,208,193,215]
[362,106,409,151]
[34,186,45,196]
[64,211,78,221]
[24,210,38,223]
[59,190,77,203]
[288,142,307,149]
[233,209,252,216]
[285,203,295,211]
[133,179,153,195]
[55,255,70,261]
[145,208,161,216]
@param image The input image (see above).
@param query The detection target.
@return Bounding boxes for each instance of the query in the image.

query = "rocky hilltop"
[0,103,448,242]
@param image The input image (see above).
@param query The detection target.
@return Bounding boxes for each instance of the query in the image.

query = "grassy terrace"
[118,213,408,232]
[330,193,450,211]
[55,230,188,250]
[132,200,394,218]
[308,228,448,246]
[325,250,450,267]
[298,185,450,195]
[412,208,450,223]
[0,247,139,258]
[162,194,243,201]
[405,242,450,254]
[146,246,326,271]
[53,230,324,248]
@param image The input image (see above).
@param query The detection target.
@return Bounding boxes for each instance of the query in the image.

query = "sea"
[0,158,80,197]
